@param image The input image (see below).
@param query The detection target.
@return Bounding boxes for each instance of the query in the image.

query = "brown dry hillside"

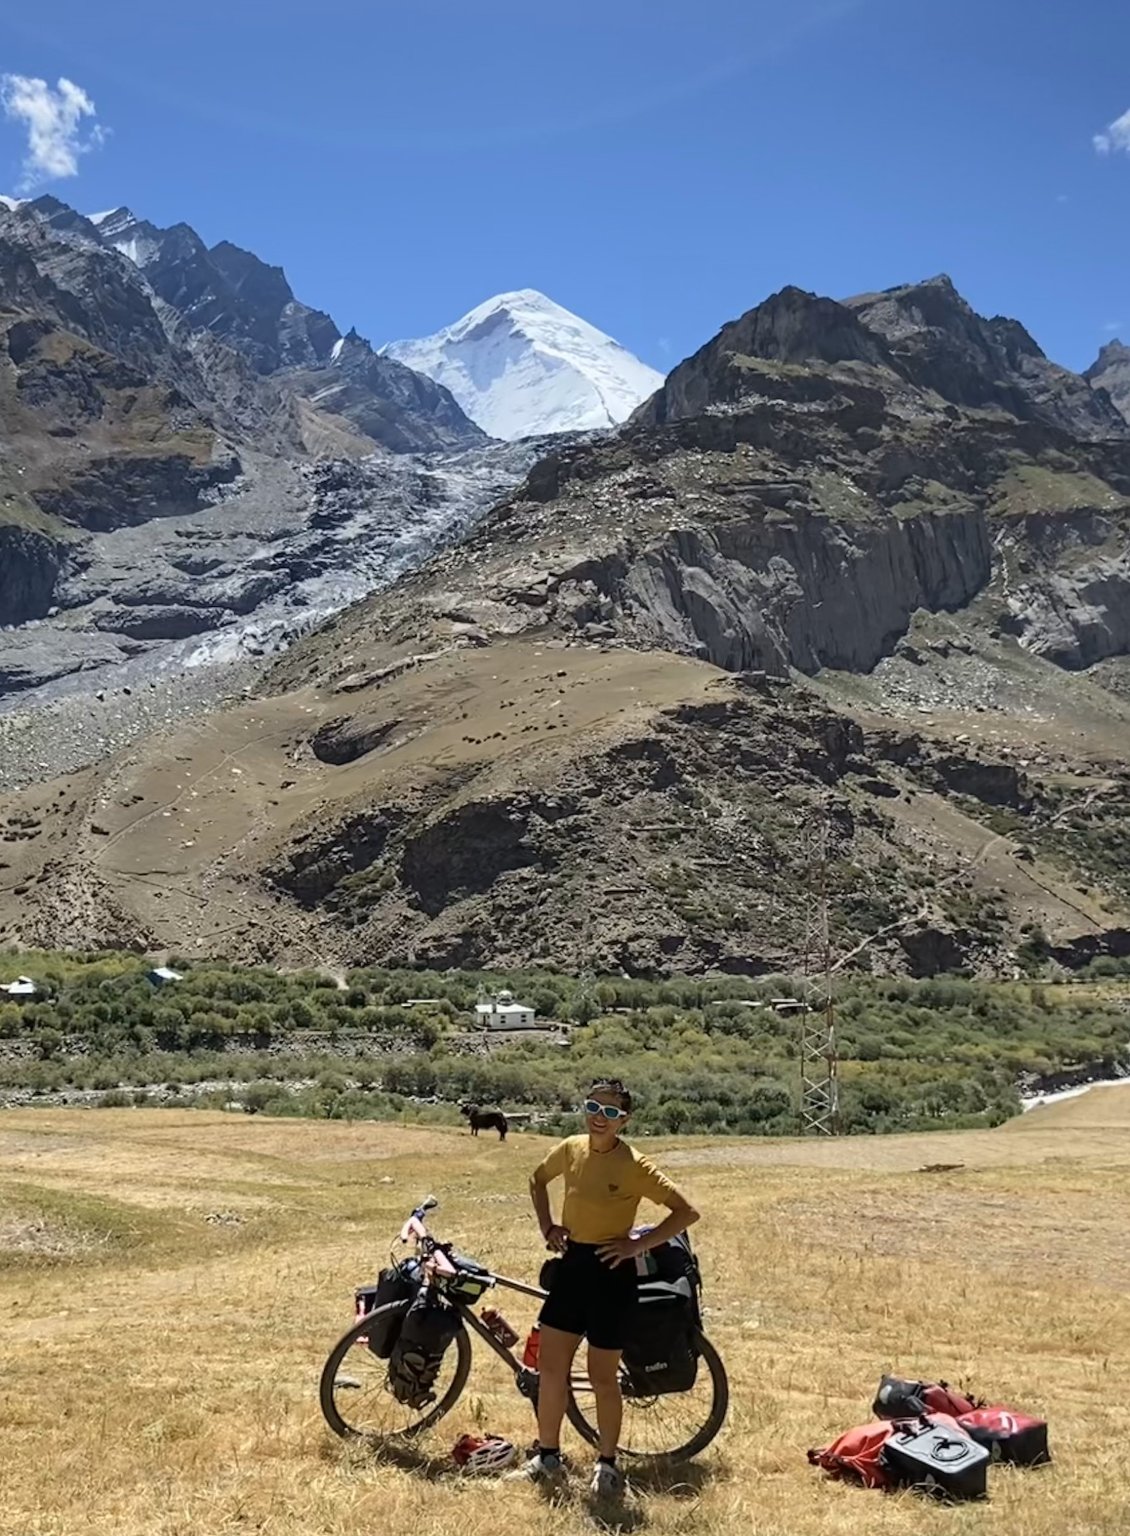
[1,1092,1129,1535]
[2,622,1130,977]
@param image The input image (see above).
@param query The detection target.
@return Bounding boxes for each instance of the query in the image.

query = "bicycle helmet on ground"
[452,1434,517,1473]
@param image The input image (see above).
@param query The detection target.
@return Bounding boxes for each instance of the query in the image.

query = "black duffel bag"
[355,1260,420,1359]
[623,1277,699,1396]
[387,1288,463,1409]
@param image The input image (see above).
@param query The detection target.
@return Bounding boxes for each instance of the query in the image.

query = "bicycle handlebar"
[396,1197,459,1276]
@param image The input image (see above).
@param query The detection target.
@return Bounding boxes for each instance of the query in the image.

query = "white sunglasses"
[582,1099,629,1121]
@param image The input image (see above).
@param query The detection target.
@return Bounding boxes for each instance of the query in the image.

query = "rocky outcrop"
[620,505,990,674]
[995,509,1130,669]
[95,209,336,374]
[520,502,992,677]
[34,451,240,532]
[848,277,1128,441]
[284,330,486,454]
[310,715,402,765]
[634,287,896,427]
[634,279,1126,443]
[400,795,572,917]
[931,754,1031,808]
[899,926,969,977]
[1085,340,1130,425]
[0,522,72,624]
[268,808,405,907]
[91,603,228,641]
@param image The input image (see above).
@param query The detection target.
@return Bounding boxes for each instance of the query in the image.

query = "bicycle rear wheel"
[565,1331,728,1464]
[319,1302,472,1442]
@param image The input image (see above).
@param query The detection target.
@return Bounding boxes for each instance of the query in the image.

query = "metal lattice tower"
[796,816,840,1136]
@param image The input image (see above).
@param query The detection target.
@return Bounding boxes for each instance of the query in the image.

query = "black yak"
[460,1102,508,1140]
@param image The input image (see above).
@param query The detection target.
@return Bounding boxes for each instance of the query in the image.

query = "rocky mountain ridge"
[1086,338,1130,426]
[334,282,1130,685]
[0,193,523,699]
[4,274,1130,980]
[91,204,482,452]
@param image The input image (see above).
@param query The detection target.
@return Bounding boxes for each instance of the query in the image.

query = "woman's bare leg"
[537,1326,581,1453]
[587,1345,624,1458]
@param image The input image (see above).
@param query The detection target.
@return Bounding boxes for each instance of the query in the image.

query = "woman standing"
[508,1077,700,1495]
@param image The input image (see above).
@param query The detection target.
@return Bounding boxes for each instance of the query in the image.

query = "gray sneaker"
[589,1460,624,1499]
[504,1451,565,1483]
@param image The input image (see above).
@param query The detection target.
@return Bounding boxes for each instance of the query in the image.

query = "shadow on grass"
[323,1431,723,1514]
[625,1458,721,1498]
[320,1433,451,1482]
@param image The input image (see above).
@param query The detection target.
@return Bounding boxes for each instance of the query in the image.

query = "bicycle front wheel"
[319,1302,472,1443]
[565,1331,729,1464]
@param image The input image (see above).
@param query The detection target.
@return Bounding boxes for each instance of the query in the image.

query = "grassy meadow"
[1,1092,1129,1535]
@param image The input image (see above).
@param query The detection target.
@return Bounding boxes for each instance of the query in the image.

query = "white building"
[0,976,38,998]
[476,990,537,1030]
[147,966,184,987]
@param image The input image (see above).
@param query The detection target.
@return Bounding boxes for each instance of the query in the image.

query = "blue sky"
[1,1,1128,373]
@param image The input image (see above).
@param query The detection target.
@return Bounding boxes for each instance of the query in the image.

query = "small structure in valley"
[147,966,184,987]
[0,975,38,998]
[476,989,537,1030]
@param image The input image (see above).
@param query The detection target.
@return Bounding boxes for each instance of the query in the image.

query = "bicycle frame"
[452,1272,547,1386]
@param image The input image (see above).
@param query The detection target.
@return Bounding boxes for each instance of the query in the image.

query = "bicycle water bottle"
[481,1308,519,1348]
[522,1323,541,1369]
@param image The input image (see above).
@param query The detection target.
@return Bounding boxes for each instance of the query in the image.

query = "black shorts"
[539,1242,638,1351]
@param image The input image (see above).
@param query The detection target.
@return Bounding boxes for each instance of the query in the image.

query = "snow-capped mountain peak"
[0,195,24,212]
[382,289,664,440]
[85,207,165,268]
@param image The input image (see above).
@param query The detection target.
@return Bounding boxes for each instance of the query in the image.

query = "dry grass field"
[2,1093,1129,1535]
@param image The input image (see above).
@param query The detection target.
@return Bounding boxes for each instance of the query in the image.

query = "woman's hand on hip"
[543,1224,570,1253]
[597,1236,642,1267]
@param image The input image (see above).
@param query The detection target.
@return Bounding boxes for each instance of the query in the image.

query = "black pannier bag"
[387,1288,462,1409]
[633,1227,704,1328]
[355,1261,419,1359]
[623,1277,699,1396]
[880,1415,990,1501]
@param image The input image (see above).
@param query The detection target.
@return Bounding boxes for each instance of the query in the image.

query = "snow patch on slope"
[383,289,664,440]
[86,207,161,267]
[0,195,23,212]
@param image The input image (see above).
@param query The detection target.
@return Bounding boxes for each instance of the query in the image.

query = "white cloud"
[0,74,106,192]
[1094,107,1130,156]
